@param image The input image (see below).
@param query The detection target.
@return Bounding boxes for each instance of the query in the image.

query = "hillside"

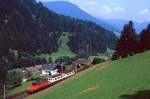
[50,32,75,61]
[0,0,117,67]
[42,1,117,32]
[38,32,75,62]
[27,51,150,99]
[43,1,149,34]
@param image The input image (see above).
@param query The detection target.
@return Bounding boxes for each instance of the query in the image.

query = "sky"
[37,0,150,22]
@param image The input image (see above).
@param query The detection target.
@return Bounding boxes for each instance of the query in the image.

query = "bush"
[27,75,47,81]
[55,56,73,65]
[92,57,105,65]
[82,64,90,69]
[6,69,22,89]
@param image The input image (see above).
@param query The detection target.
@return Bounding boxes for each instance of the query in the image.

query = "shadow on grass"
[120,90,150,99]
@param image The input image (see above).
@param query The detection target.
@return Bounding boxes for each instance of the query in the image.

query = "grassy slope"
[50,32,75,62]
[6,81,32,97]
[37,32,75,62]
[37,32,113,62]
[27,51,150,99]
[90,48,114,61]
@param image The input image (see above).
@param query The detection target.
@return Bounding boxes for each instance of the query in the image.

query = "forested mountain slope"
[0,0,117,67]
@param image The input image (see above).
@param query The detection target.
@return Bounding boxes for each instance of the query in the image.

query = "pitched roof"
[35,65,43,70]
[75,58,91,65]
[26,67,39,72]
[42,64,58,71]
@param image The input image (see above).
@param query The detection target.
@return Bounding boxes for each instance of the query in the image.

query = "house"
[73,58,92,73]
[35,65,43,71]
[75,58,92,66]
[22,67,41,81]
[105,54,113,61]
[42,64,60,75]
[57,62,66,73]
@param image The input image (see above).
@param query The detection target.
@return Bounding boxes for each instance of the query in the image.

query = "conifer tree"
[140,24,150,52]
[113,21,138,59]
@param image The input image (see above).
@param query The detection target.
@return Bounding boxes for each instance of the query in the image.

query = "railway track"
[7,68,92,99]
[6,91,29,99]
[6,71,75,99]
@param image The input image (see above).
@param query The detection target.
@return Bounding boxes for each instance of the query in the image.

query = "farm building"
[74,58,92,66]
[73,58,92,73]
[22,67,41,81]
[34,65,43,71]
[42,64,64,75]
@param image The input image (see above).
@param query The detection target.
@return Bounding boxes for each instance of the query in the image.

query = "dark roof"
[25,67,39,72]
[35,65,43,70]
[42,64,58,70]
[75,58,91,65]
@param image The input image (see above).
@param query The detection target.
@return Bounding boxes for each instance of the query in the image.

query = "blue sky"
[37,0,150,22]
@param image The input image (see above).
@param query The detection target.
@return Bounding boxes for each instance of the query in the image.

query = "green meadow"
[27,51,150,99]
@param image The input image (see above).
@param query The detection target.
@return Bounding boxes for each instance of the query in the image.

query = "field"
[37,32,114,62]
[90,48,114,61]
[6,81,32,97]
[50,32,75,62]
[37,32,75,62]
[27,51,150,99]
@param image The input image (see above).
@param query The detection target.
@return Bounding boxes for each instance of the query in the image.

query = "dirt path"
[76,85,100,96]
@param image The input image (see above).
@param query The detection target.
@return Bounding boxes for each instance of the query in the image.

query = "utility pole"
[3,84,5,99]
[75,63,77,74]
[61,64,63,74]
[0,80,5,99]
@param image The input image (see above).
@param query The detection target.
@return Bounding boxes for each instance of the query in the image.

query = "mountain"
[0,0,117,67]
[42,1,117,32]
[43,1,149,35]
[104,19,149,34]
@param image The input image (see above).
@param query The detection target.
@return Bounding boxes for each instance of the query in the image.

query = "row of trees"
[0,0,118,75]
[0,0,117,97]
[113,21,150,60]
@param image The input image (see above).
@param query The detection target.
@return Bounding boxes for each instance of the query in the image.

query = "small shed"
[22,67,40,81]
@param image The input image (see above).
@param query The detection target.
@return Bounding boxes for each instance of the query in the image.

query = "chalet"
[34,65,43,71]
[42,64,60,75]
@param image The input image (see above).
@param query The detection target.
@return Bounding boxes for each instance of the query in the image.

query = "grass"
[90,48,114,61]
[89,54,106,60]
[50,32,75,62]
[27,51,150,99]
[6,81,33,97]
[37,32,113,62]
[37,32,75,62]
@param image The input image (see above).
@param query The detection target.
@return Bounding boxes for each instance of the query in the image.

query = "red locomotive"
[27,80,51,93]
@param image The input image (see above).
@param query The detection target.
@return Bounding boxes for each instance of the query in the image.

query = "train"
[27,80,51,93]
[27,71,75,93]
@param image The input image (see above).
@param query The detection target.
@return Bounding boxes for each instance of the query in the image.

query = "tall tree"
[140,24,150,52]
[113,21,138,59]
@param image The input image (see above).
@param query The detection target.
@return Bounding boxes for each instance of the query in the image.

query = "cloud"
[139,9,149,15]
[100,5,112,13]
[114,6,125,12]
[80,1,126,18]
